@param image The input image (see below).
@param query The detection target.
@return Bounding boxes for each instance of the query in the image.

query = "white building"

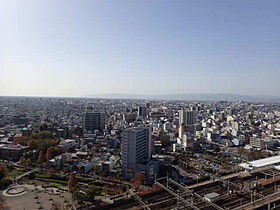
[239,155,280,170]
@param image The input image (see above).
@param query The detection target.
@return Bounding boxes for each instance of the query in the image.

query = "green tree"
[72,187,85,201]
[31,132,39,139]
[20,157,26,163]
[72,189,80,201]
[49,146,58,157]
[37,139,57,153]
[72,126,83,137]
[28,139,39,150]
[38,131,53,139]
[85,185,101,202]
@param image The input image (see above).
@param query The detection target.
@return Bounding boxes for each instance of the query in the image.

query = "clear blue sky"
[0,0,280,97]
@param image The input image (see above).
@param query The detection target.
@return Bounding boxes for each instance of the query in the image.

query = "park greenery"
[14,131,57,153]
[72,185,101,202]
[14,131,60,165]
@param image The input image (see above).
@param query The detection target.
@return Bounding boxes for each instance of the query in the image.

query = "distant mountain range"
[85,93,280,102]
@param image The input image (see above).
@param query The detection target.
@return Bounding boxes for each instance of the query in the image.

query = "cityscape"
[1,96,280,209]
[1,0,280,210]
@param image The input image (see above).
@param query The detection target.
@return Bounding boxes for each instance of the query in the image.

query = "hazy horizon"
[2,92,280,102]
[1,0,280,97]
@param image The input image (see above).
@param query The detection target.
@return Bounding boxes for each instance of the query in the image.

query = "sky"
[0,0,280,97]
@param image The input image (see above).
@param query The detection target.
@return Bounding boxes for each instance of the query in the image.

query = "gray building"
[0,144,29,161]
[82,112,105,132]
[121,127,152,179]
[138,106,147,118]
[179,108,198,137]
[250,137,265,150]
[179,108,197,125]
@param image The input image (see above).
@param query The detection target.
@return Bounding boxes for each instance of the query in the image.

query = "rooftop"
[239,155,280,170]
[205,192,220,199]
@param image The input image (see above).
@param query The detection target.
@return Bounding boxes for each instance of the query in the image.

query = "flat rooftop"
[239,155,280,170]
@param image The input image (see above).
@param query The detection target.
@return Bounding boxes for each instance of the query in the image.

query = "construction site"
[99,165,280,210]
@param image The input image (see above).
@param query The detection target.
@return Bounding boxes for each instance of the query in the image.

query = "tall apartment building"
[121,127,152,179]
[82,112,105,132]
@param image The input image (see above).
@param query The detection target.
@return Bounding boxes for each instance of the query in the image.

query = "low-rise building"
[0,144,29,161]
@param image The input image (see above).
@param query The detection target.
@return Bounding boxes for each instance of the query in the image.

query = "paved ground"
[2,185,72,210]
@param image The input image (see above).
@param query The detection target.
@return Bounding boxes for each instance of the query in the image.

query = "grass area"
[7,168,28,176]
[34,172,46,178]
[5,168,29,181]
[36,177,68,187]
[33,172,67,187]
[20,178,31,183]
[48,182,65,187]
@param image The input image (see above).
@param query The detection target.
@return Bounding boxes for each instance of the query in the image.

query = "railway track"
[100,172,280,210]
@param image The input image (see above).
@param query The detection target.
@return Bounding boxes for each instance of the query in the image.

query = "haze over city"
[1,0,280,98]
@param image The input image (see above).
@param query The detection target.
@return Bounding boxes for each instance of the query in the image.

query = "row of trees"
[37,146,58,163]
[30,131,54,139]
[20,145,58,164]
[68,172,101,203]
[28,139,57,153]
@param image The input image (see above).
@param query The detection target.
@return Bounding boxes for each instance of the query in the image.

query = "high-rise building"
[179,108,197,125]
[82,112,105,132]
[121,127,152,179]
[178,108,198,138]
[138,106,147,118]
[146,102,150,108]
